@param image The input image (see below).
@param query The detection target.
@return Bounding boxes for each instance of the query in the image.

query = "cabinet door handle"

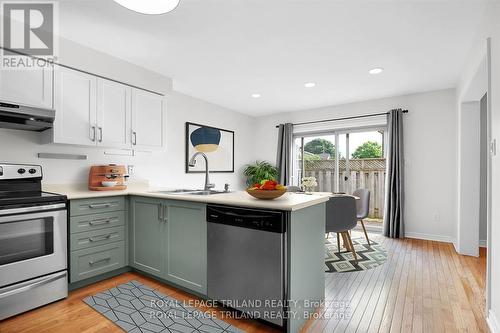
[89,234,112,242]
[158,204,163,222]
[132,131,137,145]
[89,257,111,265]
[91,126,96,142]
[89,203,112,209]
[89,218,112,226]
[163,205,168,223]
[98,127,103,142]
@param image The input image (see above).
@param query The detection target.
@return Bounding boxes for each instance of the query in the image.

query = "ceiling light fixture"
[251,93,261,98]
[369,67,384,75]
[113,0,180,15]
[304,82,316,88]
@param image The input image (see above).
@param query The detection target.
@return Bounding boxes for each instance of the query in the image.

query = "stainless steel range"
[0,163,68,320]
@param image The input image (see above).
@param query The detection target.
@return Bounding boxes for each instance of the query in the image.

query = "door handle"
[163,205,168,223]
[132,131,137,145]
[89,256,111,265]
[89,218,112,226]
[158,204,163,222]
[89,234,112,242]
[89,203,112,209]
[98,127,103,142]
[91,126,96,142]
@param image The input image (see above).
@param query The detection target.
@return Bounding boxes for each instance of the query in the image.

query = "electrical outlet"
[127,165,135,175]
[433,213,440,221]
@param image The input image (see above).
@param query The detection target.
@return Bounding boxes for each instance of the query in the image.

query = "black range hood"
[0,101,54,132]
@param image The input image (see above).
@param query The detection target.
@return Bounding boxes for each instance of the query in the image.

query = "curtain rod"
[275,109,408,128]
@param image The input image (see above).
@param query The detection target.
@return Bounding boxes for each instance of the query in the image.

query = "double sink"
[151,189,227,196]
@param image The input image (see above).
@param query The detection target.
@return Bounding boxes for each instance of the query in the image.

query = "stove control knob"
[29,168,37,174]
[18,168,26,174]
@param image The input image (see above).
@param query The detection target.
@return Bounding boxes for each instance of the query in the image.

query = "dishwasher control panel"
[206,205,285,233]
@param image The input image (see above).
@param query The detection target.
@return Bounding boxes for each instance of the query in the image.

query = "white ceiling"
[58,0,488,116]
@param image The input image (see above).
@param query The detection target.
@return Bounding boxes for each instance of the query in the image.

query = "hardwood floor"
[304,232,488,333]
[0,233,487,333]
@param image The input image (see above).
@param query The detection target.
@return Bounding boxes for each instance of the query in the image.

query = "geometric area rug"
[325,236,388,273]
[84,280,245,333]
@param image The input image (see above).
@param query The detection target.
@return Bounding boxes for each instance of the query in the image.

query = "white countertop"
[43,183,330,211]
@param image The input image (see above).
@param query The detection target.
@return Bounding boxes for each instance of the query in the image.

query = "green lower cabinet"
[129,196,166,277]
[129,197,207,295]
[164,201,207,295]
[70,241,125,282]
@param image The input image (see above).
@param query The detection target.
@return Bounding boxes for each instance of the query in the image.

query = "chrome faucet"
[188,152,215,191]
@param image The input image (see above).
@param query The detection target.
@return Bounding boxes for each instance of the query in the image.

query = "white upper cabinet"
[0,62,53,109]
[96,79,132,149]
[44,65,165,149]
[131,88,166,150]
[53,65,97,146]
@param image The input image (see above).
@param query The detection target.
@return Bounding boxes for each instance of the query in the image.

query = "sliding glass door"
[293,135,336,191]
[293,128,386,222]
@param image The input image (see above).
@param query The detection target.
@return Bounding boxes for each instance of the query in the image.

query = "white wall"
[254,89,458,243]
[458,2,500,331]
[480,94,488,246]
[58,37,173,95]
[457,101,480,256]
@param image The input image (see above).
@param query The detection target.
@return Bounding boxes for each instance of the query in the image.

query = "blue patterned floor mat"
[84,280,245,333]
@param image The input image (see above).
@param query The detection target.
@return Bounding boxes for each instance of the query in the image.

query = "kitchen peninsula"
[46,183,329,333]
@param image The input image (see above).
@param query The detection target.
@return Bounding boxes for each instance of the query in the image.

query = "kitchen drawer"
[70,226,125,251]
[70,196,125,216]
[70,242,125,283]
[70,211,125,234]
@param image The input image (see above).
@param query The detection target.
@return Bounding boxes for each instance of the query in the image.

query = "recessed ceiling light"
[251,93,261,98]
[113,0,180,15]
[304,82,316,88]
[369,67,384,75]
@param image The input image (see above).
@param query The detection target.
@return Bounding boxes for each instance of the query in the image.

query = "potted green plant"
[243,161,278,186]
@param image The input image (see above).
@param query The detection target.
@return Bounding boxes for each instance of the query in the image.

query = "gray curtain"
[276,123,293,185]
[383,109,405,238]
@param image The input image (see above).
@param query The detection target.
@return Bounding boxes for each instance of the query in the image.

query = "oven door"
[0,203,67,287]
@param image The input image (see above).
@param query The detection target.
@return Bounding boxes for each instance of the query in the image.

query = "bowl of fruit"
[246,180,287,200]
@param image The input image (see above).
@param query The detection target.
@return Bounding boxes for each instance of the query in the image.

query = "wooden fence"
[303,158,386,219]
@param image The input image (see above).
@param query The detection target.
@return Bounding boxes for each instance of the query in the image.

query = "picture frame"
[185,122,235,173]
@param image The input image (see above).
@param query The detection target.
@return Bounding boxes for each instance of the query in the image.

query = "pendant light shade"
[113,0,180,15]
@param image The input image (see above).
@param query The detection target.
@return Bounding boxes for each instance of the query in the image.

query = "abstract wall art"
[185,122,234,173]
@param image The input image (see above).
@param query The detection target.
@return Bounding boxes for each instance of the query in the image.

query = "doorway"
[292,128,386,227]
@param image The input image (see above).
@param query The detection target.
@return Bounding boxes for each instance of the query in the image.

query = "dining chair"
[353,188,371,245]
[326,196,358,263]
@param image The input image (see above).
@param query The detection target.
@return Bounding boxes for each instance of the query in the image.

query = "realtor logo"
[1,1,58,68]
[2,2,54,55]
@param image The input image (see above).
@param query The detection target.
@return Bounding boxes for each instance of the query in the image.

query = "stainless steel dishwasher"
[207,204,286,327]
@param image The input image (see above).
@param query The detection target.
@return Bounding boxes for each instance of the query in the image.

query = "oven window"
[0,217,54,265]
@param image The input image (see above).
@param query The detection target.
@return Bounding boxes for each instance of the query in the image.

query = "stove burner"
[0,163,66,209]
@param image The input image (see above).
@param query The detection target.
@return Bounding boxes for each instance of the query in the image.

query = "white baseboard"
[404,232,455,244]
[479,239,488,248]
[487,310,500,333]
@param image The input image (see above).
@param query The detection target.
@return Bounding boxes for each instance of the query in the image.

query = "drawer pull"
[89,218,112,226]
[89,203,112,209]
[89,257,111,265]
[89,234,112,242]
